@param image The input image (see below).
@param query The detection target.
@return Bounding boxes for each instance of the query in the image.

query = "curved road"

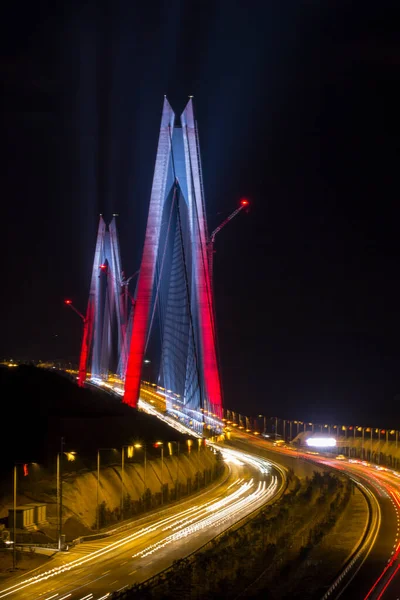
[0,446,286,600]
[231,430,400,600]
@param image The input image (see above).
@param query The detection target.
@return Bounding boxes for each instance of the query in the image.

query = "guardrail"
[72,532,111,545]
[320,478,380,599]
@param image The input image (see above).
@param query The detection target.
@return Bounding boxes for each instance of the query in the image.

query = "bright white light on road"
[306,437,337,448]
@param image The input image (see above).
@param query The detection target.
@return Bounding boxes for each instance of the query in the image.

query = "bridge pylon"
[123,98,223,426]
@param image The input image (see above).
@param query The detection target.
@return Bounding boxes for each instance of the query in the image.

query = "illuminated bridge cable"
[150,125,202,424]
[176,184,203,416]
[145,186,177,354]
[185,123,222,415]
[157,182,202,420]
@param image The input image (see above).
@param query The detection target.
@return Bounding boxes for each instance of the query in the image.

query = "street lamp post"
[121,446,125,519]
[120,445,133,520]
[153,442,164,503]
[57,437,65,551]
[57,451,61,550]
[378,429,381,465]
[168,441,181,499]
[370,428,373,461]
[133,444,147,494]
[12,461,36,569]
[13,465,16,570]
[362,427,365,460]
[57,441,76,549]
[176,441,180,498]
[96,449,100,531]
[161,446,164,502]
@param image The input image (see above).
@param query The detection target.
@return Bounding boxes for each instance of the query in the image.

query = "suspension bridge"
[65,97,248,436]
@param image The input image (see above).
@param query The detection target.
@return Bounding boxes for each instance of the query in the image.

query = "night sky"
[1,2,400,427]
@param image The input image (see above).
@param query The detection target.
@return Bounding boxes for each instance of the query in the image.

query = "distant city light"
[306,437,337,448]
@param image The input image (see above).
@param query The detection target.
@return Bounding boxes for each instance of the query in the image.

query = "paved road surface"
[232,430,400,600]
[0,445,285,600]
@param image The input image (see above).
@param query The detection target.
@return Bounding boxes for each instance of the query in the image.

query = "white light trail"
[0,447,275,599]
[132,477,278,559]
[138,398,202,438]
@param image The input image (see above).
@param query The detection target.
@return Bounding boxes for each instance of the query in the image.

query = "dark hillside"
[0,365,190,479]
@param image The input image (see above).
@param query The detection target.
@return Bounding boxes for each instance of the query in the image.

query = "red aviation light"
[99,264,107,270]
[240,198,249,207]
[64,299,72,305]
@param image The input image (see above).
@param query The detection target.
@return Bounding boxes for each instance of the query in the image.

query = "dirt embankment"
[0,448,221,541]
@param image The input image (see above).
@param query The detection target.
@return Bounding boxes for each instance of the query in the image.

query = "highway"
[323,458,400,600]
[230,429,400,600]
[0,445,286,600]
